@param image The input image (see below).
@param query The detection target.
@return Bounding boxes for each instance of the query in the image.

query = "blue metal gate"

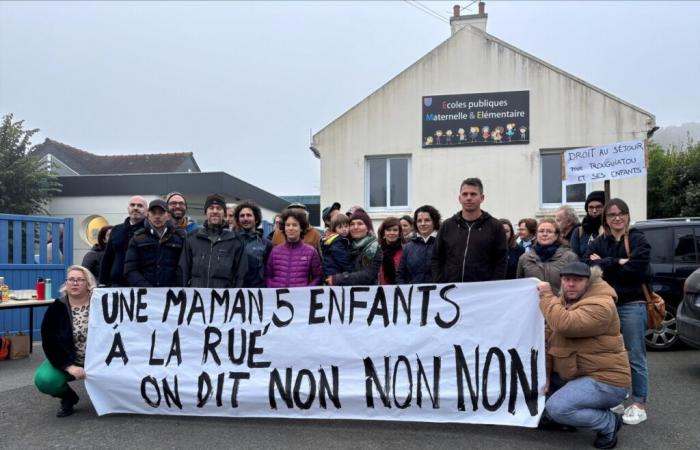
[0,214,73,340]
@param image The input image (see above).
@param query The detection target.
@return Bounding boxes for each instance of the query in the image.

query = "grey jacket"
[517,245,578,293]
[179,222,248,288]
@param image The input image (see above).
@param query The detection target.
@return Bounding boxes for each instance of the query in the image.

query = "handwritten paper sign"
[84,280,545,427]
[563,140,646,184]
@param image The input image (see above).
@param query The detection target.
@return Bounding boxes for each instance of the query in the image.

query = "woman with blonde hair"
[34,265,96,417]
[517,218,578,292]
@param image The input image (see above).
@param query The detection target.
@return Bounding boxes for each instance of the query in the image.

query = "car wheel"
[645,305,679,350]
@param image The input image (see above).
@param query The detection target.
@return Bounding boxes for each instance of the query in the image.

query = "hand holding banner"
[85,280,545,427]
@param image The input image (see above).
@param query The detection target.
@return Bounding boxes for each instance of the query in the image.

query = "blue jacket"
[237,228,273,288]
[124,221,186,287]
[321,233,354,277]
[99,218,145,287]
[397,234,436,284]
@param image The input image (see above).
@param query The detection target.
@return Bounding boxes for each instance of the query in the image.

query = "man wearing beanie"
[166,192,200,235]
[570,191,606,259]
[431,178,507,282]
[179,193,248,288]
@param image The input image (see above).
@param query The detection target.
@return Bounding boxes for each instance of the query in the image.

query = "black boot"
[593,413,623,449]
[56,388,79,418]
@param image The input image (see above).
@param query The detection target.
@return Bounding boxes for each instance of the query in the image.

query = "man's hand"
[589,253,601,261]
[65,365,86,380]
[537,281,553,295]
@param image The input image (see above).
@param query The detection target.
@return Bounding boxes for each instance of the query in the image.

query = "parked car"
[677,267,700,349]
[632,218,700,350]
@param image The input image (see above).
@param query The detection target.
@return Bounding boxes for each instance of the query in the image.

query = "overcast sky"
[1,1,698,196]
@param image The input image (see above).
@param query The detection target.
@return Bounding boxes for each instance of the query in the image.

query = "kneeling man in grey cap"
[537,262,631,449]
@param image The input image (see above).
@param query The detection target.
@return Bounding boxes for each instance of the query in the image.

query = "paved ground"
[1,344,699,449]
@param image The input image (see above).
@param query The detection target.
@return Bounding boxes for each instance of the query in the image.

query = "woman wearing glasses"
[517,218,578,292]
[34,265,95,417]
[585,198,652,426]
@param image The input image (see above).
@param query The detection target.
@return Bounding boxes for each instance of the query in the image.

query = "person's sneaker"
[610,404,625,414]
[622,404,647,425]
[594,413,623,449]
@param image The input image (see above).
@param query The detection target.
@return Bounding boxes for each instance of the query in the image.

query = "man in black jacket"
[179,194,248,288]
[99,196,146,286]
[431,178,507,283]
[124,199,186,287]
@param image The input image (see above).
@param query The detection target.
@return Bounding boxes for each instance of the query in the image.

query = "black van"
[632,218,700,350]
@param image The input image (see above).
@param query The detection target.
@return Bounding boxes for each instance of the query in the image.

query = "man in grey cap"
[537,261,630,449]
[179,194,248,288]
[124,199,186,287]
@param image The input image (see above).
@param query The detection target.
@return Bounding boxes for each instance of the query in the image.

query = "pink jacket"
[265,240,322,288]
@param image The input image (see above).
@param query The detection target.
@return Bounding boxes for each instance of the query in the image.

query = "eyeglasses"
[67,278,87,285]
[606,212,628,219]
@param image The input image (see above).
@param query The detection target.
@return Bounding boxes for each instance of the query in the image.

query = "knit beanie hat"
[204,193,226,211]
[349,208,374,233]
[584,191,606,211]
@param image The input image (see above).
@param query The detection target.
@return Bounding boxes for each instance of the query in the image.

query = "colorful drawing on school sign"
[422,91,529,148]
[563,140,646,185]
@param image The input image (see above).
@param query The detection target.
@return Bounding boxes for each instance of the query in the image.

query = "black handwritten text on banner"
[84,280,545,426]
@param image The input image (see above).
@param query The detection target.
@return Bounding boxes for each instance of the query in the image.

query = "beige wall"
[314,25,654,228]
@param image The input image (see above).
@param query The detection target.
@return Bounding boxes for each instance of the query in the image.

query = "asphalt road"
[1,344,699,450]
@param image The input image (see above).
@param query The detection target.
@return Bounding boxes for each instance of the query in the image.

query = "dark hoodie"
[431,210,508,283]
[584,228,651,304]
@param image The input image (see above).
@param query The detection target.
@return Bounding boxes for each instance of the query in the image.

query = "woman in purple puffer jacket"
[266,208,322,288]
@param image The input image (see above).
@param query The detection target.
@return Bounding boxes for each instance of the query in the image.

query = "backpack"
[0,336,10,361]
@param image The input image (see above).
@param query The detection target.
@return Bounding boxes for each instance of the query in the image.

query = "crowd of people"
[36,178,653,448]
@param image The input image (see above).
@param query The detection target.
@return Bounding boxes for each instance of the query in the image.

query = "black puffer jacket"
[584,228,651,304]
[40,296,77,371]
[397,234,436,284]
[82,245,105,279]
[99,218,145,287]
[124,221,186,287]
[431,211,507,283]
[179,222,248,288]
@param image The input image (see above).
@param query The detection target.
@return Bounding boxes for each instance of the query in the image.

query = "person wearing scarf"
[517,218,578,293]
[378,217,403,285]
[571,191,606,259]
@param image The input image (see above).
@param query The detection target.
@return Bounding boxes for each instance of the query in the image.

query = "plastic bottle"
[36,278,45,301]
[0,277,10,302]
[45,278,53,300]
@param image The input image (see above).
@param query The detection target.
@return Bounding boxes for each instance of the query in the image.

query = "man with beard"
[570,191,606,260]
[234,200,272,288]
[99,195,147,287]
[166,192,200,235]
[179,194,248,288]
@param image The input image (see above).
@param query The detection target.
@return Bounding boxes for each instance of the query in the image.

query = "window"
[540,150,588,208]
[643,228,672,264]
[674,227,697,263]
[365,156,410,210]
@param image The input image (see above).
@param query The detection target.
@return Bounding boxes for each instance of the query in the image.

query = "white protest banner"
[563,140,646,185]
[84,279,545,427]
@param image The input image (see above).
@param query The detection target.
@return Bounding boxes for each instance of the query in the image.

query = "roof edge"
[313,24,655,140]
